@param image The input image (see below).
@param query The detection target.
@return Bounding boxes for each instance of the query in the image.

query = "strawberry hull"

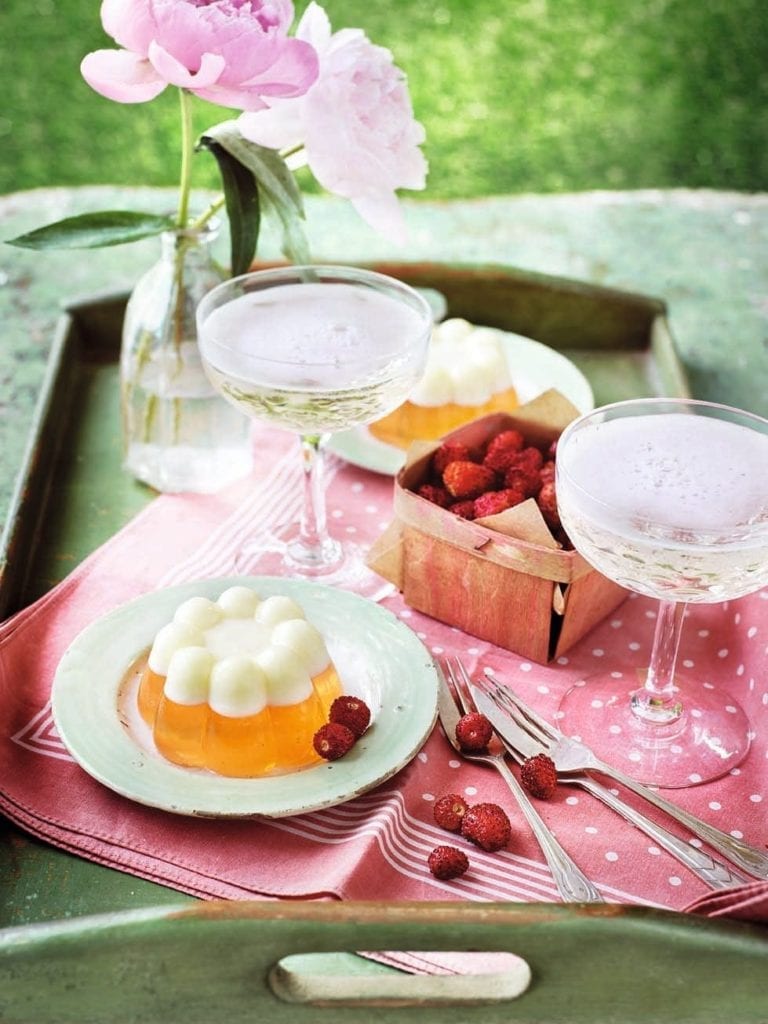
[367,391,628,664]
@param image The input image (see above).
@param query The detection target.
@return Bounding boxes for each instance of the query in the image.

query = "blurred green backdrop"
[1,0,766,200]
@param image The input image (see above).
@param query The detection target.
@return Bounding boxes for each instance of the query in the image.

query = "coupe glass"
[555,398,768,788]
[196,265,432,592]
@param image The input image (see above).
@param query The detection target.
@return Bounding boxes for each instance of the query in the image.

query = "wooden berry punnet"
[367,389,628,663]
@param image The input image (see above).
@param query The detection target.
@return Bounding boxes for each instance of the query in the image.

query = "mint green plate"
[327,328,595,475]
[51,576,438,818]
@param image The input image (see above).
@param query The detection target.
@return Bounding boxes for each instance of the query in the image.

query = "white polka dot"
[592,649,604,658]
[557,656,569,665]
[431,646,445,655]
[611,620,623,629]
[647,846,661,856]
[553,710,566,720]
[465,786,478,797]
[747,626,758,638]
[688,838,703,848]
[467,647,480,656]
[565,796,579,806]
[628,751,642,762]
[331,509,343,519]
[645,610,656,619]
[448,760,461,769]
[417,632,427,640]
[669,876,682,887]
[734,613,741,625]
[702,681,715,689]
[365,504,378,514]
[605,851,619,862]
[691,708,703,718]
[708,801,722,811]
[730,768,741,776]
[671,745,683,754]
[351,482,364,493]
[345,525,357,534]
[422,792,434,801]
[609,725,622,735]
[725,705,738,714]
[629,642,641,651]
[717,649,729,659]
[682,659,694,668]
[418,752,428,763]
[609,788,620,796]
[736,664,745,677]
[730,830,744,839]
[400,609,413,618]
[591,699,604,709]
[610,671,623,679]
[688,773,702,783]
[698,629,710,638]
[519,663,532,673]
[749,794,763,803]
[537,685,550,694]
[573,679,586,688]
[585,826,598,834]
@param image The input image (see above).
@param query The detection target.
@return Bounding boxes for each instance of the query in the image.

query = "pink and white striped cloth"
[0,424,766,920]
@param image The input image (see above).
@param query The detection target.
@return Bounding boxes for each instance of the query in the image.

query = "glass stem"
[289,433,342,569]
[632,599,686,724]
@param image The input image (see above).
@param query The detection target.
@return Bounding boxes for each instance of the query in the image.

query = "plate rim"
[327,327,595,475]
[51,576,438,818]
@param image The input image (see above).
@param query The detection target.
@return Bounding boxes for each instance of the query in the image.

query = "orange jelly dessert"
[136,586,343,778]
[369,318,518,449]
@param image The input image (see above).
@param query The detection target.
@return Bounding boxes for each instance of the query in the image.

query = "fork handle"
[493,758,605,904]
[576,776,749,890]
[592,762,768,880]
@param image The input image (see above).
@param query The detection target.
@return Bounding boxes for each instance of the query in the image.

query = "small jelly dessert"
[136,586,343,777]
[369,318,518,449]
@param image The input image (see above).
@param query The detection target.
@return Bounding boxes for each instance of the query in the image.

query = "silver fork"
[437,656,604,903]
[473,685,749,890]
[485,669,768,881]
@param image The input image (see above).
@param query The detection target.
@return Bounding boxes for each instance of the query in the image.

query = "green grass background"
[1,0,766,200]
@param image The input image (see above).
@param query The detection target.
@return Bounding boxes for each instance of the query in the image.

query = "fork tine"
[444,656,478,715]
[485,668,562,742]
[488,687,553,748]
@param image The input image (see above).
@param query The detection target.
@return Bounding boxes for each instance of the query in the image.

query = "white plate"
[328,328,595,475]
[51,576,438,818]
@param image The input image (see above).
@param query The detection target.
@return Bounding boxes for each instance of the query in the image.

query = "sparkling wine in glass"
[196,265,432,590]
[555,398,768,788]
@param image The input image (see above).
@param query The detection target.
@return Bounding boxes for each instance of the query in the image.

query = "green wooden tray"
[6,262,755,1024]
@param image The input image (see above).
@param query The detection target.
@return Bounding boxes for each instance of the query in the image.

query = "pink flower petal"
[148,41,226,90]
[238,104,304,150]
[80,49,167,104]
[352,192,409,246]
[100,0,155,55]
[240,40,320,98]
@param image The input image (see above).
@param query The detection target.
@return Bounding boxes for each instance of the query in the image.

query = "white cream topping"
[146,587,331,717]
[408,318,512,408]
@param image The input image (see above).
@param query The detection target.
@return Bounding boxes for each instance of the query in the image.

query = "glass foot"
[233,528,395,603]
[556,670,751,788]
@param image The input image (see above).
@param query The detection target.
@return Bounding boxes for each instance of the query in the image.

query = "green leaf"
[202,120,312,265]
[5,211,176,250]
[198,136,260,277]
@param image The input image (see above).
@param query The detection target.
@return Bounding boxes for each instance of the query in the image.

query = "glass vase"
[120,223,253,493]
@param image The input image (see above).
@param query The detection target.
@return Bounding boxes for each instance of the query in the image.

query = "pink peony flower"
[81,0,319,111]
[238,2,427,243]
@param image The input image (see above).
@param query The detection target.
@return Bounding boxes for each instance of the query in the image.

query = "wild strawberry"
[417,483,451,508]
[508,446,545,473]
[442,460,497,499]
[539,459,556,485]
[313,722,356,761]
[461,802,512,852]
[473,487,526,519]
[485,429,525,457]
[432,441,474,476]
[520,753,558,799]
[537,480,561,530]
[503,466,542,498]
[427,845,470,880]
[482,446,529,474]
[455,712,493,752]
[449,500,477,520]
[329,696,371,738]
[433,793,470,832]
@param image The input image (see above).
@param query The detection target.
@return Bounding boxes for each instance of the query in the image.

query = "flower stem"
[190,195,226,231]
[176,88,194,229]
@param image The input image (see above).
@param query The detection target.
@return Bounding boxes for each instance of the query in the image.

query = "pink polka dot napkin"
[0,423,766,918]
